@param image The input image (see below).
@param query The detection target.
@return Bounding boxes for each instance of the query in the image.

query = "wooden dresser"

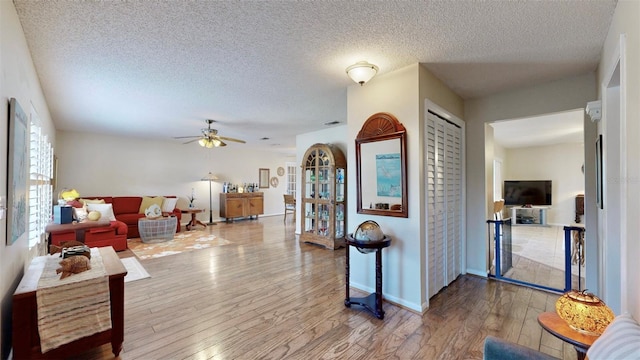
[219,192,264,223]
[12,246,126,359]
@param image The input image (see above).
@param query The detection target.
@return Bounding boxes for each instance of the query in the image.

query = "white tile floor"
[510,224,585,278]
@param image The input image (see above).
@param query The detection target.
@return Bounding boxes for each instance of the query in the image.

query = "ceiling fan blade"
[173,135,200,139]
[183,138,201,144]
[218,136,246,143]
[218,140,227,147]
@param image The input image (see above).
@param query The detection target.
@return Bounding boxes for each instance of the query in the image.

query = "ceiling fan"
[174,119,246,148]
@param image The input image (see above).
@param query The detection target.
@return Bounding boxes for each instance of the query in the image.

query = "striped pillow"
[586,313,640,360]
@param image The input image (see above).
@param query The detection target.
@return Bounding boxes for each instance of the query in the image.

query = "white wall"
[347,63,464,312]
[56,131,295,224]
[465,73,597,283]
[504,143,585,225]
[347,64,421,311]
[598,0,640,318]
[0,2,57,357]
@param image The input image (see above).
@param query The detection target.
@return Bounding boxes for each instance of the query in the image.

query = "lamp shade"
[201,172,219,181]
[555,289,614,336]
[59,188,80,201]
[346,61,379,86]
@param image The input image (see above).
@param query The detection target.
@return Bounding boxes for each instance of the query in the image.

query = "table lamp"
[555,289,614,336]
[201,172,219,225]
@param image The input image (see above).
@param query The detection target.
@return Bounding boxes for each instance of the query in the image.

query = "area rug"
[121,257,151,283]
[127,230,232,260]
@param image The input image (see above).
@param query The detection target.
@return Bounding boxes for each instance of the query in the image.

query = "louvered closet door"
[426,112,463,299]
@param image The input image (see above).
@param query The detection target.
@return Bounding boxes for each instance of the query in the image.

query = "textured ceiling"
[13,0,617,153]
[491,110,584,149]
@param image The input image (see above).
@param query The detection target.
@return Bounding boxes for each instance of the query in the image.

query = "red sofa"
[83,196,182,238]
[49,196,182,252]
[50,220,129,252]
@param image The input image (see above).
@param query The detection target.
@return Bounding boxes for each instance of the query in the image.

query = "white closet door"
[427,114,446,298]
[444,121,462,284]
[426,112,463,298]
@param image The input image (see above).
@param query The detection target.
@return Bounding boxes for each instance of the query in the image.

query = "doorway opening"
[488,109,585,292]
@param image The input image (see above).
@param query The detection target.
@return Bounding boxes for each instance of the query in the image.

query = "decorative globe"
[353,220,385,254]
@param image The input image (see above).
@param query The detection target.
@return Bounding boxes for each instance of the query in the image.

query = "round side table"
[180,208,206,231]
[537,312,599,360]
[344,234,392,319]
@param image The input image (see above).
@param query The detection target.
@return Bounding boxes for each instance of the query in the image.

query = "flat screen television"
[503,180,552,206]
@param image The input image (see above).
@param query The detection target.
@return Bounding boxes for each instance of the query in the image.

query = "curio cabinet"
[300,143,346,250]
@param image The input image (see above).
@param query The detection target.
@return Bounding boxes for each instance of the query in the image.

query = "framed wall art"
[7,98,29,245]
[259,168,270,188]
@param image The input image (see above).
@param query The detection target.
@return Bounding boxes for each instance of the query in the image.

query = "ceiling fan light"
[199,138,215,148]
[212,139,222,147]
[346,61,379,86]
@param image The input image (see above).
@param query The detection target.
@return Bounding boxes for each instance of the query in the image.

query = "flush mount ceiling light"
[346,61,379,86]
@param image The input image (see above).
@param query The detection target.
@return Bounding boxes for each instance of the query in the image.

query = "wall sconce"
[346,61,379,86]
[555,289,614,336]
[586,100,602,122]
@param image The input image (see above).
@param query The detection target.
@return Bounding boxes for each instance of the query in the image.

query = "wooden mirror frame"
[356,112,408,218]
[259,168,270,188]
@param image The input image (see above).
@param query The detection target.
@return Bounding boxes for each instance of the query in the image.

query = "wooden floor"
[74,216,578,360]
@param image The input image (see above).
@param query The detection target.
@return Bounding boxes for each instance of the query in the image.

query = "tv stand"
[511,206,549,226]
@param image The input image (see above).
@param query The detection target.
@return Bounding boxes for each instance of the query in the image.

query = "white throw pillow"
[73,207,88,221]
[586,312,640,360]
[87,203,117,222]
[162,197,178,213]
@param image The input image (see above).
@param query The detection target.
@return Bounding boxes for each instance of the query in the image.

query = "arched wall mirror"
[356,112,408,218]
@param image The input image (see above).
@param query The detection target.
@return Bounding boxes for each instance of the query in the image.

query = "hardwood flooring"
[72,216,577,360]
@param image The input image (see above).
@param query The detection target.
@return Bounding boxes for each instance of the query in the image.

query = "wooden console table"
[537,312,599,360]
[344,234,392,319]
[219,192,264,223]
[12,246,127,359]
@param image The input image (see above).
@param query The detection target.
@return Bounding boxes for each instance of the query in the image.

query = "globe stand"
[344,234,392,319]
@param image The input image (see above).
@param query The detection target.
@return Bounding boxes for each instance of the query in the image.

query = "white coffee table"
[138,216,177,243]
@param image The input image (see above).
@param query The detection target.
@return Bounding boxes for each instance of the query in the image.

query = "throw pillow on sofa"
[162,197,178,212]
[586,312,640,360]
[87,203,117,221]
[80,198,105,206]
[73,206,88,221]
[139,196,164,214]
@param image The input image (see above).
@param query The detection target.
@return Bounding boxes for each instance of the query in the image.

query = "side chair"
[283,194,296,222]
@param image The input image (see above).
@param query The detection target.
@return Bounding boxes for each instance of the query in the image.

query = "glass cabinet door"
[335,167,345,238]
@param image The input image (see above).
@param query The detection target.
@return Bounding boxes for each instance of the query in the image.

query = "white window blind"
[28,115,53,249]
[286,161,297,197]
